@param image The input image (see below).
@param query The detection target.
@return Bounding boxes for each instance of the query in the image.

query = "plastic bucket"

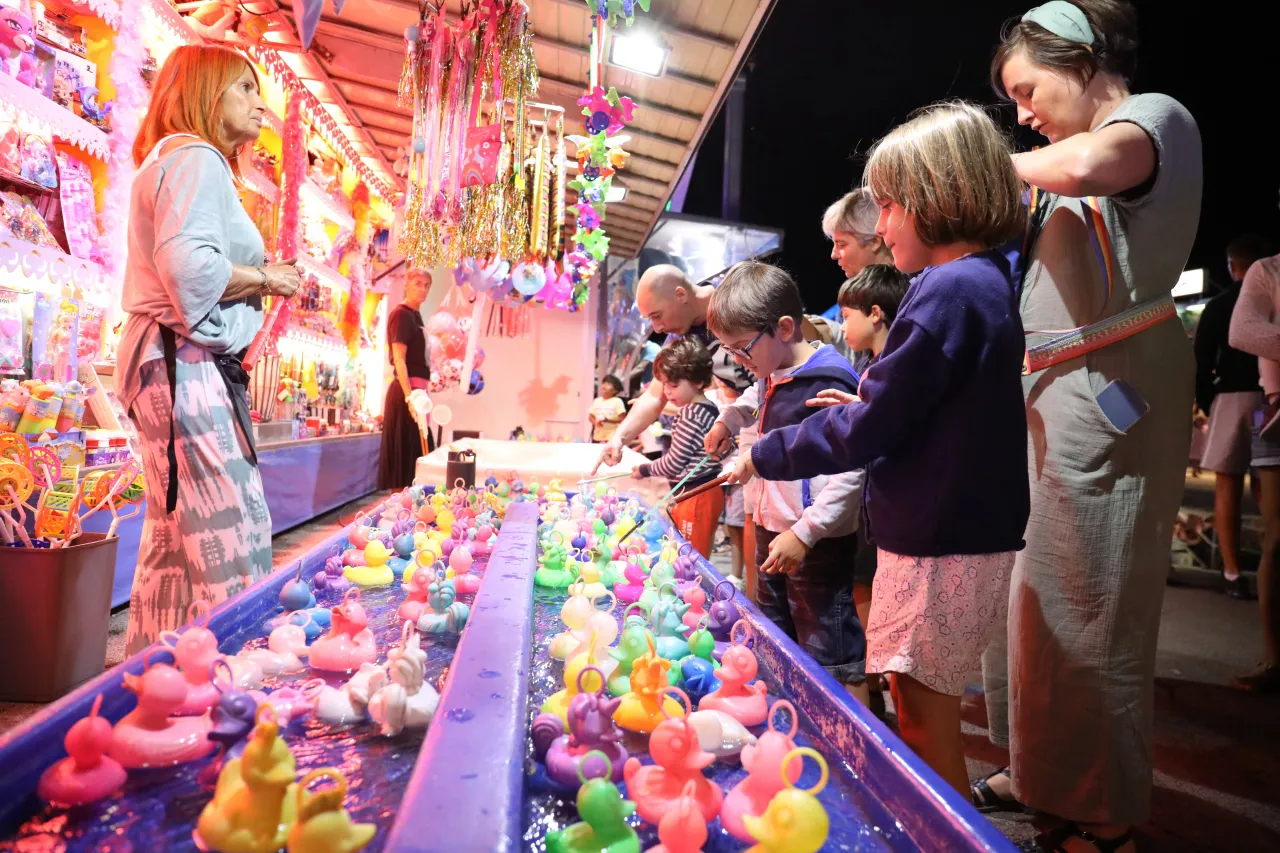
[0,532,119,702]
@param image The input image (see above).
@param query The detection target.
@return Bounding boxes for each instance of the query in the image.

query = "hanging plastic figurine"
[367,622,440,736]
[108,650,216,769]
[613,636,685,734]
[287,768,377,853]
[698,621,768,727]
[544,754,640,853]
[416,572,470,635]
[742,748,831,853]
[309,589,378,674]
[544,666,627,786]
[721,700,802,841]
[194,705,298,853]
[37,695,127,806]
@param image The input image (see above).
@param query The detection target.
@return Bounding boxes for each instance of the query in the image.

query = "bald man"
[593,265,753,471]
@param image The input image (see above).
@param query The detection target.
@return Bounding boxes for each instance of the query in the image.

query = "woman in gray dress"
[973,2,1202,850]
[118,45,300,653]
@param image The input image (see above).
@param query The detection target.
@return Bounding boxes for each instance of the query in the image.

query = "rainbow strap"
[1023,193,1172,374]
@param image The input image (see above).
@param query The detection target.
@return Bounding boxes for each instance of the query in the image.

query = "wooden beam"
[532,32,717,92]
[539,73,703,124]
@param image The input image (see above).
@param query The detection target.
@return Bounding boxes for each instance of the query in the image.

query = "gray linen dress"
[981,93,1202,825]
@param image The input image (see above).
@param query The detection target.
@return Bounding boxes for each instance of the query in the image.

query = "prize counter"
[0,485,1013,853]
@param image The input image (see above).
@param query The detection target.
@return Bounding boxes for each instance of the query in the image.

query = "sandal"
[1231,664,1280,693]
[971,767,1022,813]
[1035,821,1133,853]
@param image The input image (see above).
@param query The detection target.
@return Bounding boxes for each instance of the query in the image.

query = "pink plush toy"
[0,3,38,88]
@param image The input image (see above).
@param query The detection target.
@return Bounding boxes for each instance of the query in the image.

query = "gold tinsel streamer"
[551,114,566,262]
[529,127,550,259]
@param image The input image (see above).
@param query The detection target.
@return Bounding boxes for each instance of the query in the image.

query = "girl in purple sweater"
[732,102,1030,795]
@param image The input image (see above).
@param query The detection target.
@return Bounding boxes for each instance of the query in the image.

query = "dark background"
[679,0,1280,313]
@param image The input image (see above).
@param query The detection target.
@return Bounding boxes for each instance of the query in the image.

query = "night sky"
[679,0,1280,313]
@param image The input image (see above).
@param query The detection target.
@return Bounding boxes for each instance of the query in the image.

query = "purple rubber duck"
[544,666,627,787]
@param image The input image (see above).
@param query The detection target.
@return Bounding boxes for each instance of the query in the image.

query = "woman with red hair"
[117,45,300,653]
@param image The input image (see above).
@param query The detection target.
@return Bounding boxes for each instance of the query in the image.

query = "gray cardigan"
[116,140,266,412]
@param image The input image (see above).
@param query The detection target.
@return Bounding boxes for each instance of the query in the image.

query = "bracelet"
[258,267,269,293]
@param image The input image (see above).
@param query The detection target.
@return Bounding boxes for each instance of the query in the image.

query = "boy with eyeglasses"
[703,261,869,704]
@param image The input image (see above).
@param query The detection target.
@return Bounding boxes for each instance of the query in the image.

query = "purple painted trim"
[383,501,539,853]
[0,522,357,834]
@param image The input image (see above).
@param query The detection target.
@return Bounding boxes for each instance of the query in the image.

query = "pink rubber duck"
[681,586,707,632]
[720,700,802,842]
[645,780,708,853]
[37,695,127,805]
[309,589,378,673]
[107,651,215,769]
[160,602,221,716]
[450,544,481,595]
[398,564,436,624]
[622,688,722,826]
[614,557,647,605]
[697,621,768,727]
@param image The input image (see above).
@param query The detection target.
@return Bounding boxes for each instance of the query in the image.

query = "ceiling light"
[609,31,671,77]
[606,185,627,203]
[1172,268,1204,298]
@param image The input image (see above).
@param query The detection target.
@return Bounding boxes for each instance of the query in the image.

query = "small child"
[706,261,869,700]
[820,263,912,663]
[708,377,747,589]
[732,102,1030,794]
[839,264,912,360]
[589,374,626,442]
[634,337,723,557]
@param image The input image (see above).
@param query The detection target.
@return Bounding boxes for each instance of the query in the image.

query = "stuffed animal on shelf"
[0,2,39,88]
[78,87,112,129]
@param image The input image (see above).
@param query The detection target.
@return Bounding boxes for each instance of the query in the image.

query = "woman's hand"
[806,389,859,408]
[262,258,301,297]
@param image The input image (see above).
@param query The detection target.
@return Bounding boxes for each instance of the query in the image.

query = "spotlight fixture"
[609,31,671,78]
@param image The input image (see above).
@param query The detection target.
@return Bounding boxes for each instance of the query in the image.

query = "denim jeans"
[755,528,867,683]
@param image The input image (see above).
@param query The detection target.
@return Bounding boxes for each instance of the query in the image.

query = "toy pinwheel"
[574,202,602,230]
[577,228,611,262]
[511,261,548,297]
[459,257,511,293]
[578,87,636,137]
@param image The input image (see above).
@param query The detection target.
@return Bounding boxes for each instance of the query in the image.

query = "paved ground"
[5,485,1278,851]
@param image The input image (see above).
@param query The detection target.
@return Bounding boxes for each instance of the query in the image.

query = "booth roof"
[261,0,776,259]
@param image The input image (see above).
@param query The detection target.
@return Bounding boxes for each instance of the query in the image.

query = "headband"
[1022,1,1096,48]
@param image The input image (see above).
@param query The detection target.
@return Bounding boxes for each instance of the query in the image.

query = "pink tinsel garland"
[100,0,146,299]
[270,94,307,349]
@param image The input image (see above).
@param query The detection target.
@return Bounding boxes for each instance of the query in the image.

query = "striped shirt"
[637,399,722,489]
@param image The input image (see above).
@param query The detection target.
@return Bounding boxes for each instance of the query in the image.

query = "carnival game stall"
[0,480,1016,852]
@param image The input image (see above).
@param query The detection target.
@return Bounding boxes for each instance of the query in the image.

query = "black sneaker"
[1224,574,1256,600]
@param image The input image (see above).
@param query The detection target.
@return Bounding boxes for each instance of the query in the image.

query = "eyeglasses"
[721,329,768,360]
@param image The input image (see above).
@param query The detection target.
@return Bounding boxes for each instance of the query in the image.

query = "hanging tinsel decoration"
[551,113,567,261]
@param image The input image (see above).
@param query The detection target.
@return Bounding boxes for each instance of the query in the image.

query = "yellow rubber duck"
[613,636,684,735]
[343,541,395,588]
[195,706,298,853]
[542,632,611,728]
[287,768,376,853]
[545,477,567,503]
[743,748,830,853]
[434,508,455,536]
[574,559,610,601]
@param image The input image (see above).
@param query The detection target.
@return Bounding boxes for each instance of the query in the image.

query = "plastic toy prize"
[107,650,216,769]
[36,695,127,806]
[697,621,768,727]
[622,688,722,825]
[309,589,378,674]
[544,752,640,853]
[544,666,627,786]
[287,768,376,853]
[742,748,831,853]
[721,700,802,841]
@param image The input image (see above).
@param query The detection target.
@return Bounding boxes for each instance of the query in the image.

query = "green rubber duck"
[608,620,680,697]
[544,772,639,853]
[535,538,578,589]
